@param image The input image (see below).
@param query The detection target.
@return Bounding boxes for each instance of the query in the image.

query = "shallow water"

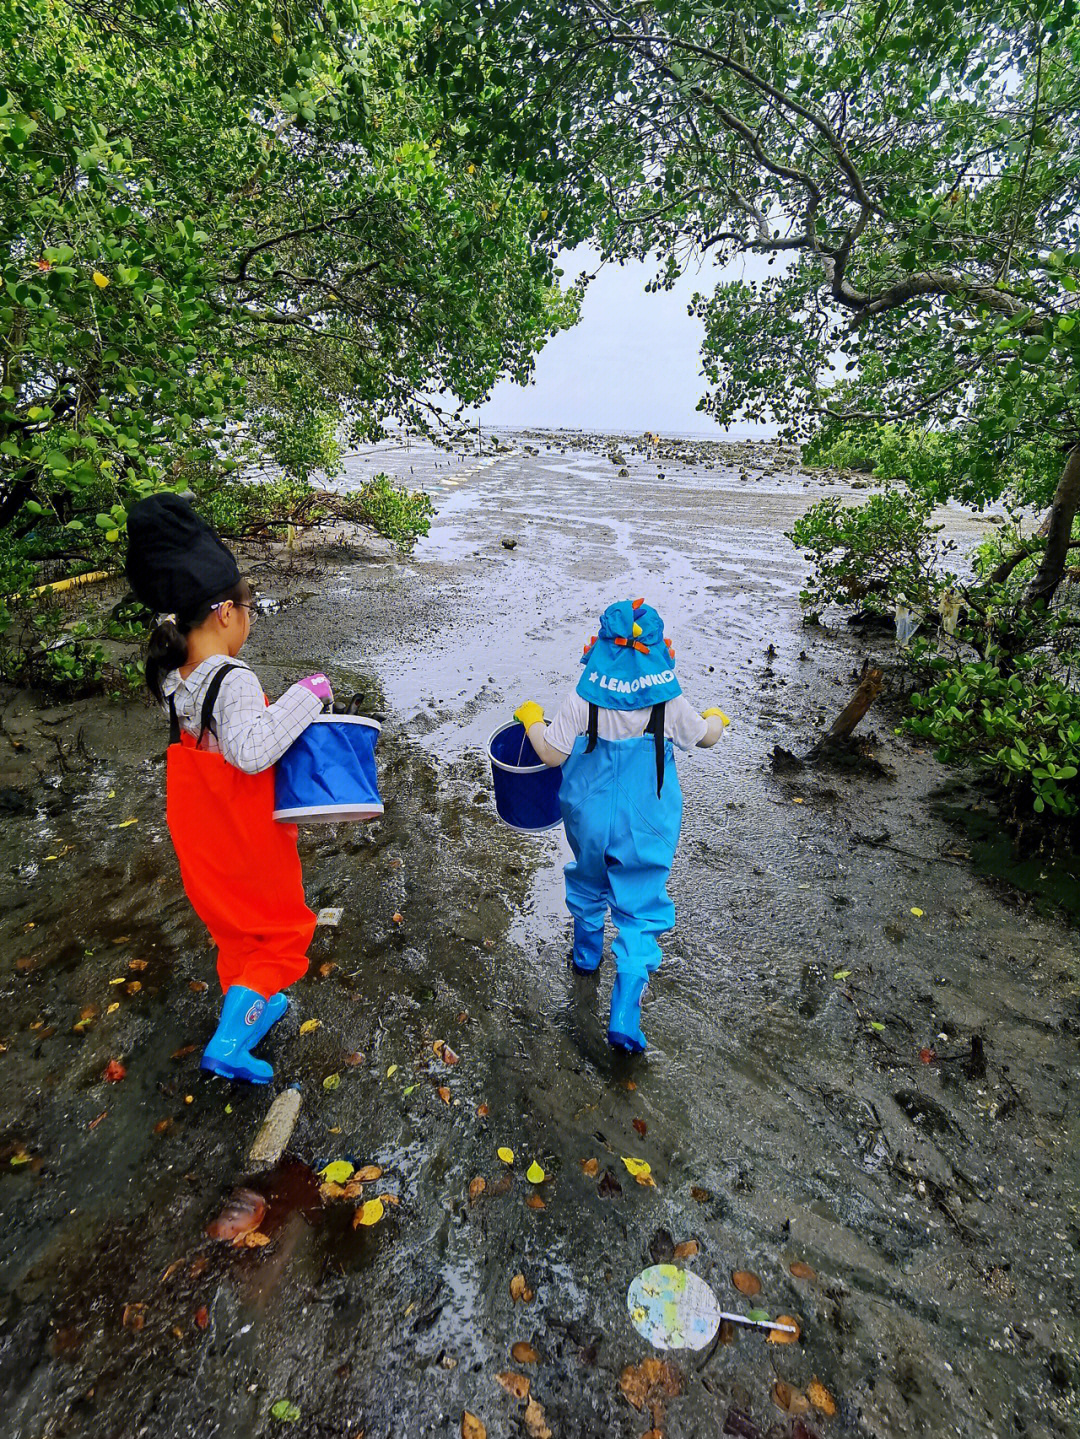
[0,436,1077,1439]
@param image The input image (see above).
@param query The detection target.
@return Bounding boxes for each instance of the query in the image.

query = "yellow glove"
[514,700,545,731]
[702,707,730,727]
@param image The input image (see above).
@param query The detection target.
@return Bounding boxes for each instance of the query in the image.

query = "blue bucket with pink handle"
[487,721,563,833]
[274,714,383,823]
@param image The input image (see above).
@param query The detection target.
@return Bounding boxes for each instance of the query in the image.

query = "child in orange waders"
[515,599,728,1053]
[126,493,330,1084]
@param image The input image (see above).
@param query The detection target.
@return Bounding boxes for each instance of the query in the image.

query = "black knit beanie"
[125,493,241,620]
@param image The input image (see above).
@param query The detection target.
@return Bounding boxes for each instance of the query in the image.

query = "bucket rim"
[498,816,564,834]
[308,714,382,731]
[274,801,385,820]
[487,720,549,775]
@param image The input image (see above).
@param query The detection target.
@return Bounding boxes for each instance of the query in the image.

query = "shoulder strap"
[585,702,599,753]
[198,662,243,744]
[645,703,666,796]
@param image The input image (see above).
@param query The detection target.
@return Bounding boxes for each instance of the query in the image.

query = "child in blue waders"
[515,599,727,1052]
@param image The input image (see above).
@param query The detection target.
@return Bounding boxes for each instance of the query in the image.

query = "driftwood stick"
[807,663,883,758]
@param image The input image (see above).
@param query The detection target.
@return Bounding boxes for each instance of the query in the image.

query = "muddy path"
[1,436,1077,1439]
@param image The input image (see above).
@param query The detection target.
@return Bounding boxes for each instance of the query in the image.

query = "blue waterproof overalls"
[559,701,681,1049]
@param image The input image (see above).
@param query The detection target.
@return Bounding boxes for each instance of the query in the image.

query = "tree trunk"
[1025,444,1080,606]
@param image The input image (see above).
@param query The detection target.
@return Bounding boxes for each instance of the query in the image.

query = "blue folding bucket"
[274,715,383,823]
[487,721,563,833]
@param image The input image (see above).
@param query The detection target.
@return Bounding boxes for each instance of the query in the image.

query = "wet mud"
[1,434,1077,1439]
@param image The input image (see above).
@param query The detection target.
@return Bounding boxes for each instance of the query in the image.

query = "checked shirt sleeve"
[214,668,324,774]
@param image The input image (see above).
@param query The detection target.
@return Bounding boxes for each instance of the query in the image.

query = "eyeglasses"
[211,600,258,623]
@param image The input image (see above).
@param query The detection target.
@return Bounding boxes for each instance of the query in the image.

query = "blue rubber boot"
[571,921,605,974]
[247,992,289,1047]
[200,986,274,1084]
[608,973,648,1053]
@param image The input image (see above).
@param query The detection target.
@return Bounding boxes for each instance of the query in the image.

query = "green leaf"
[270,1400,301,1423]
[870,1021,886,1032]
[833,969,852,981]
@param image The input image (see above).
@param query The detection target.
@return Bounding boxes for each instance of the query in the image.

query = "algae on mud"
[0,431,1077,1439]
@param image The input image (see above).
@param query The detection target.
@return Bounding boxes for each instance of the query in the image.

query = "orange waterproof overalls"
[166,663,315,998]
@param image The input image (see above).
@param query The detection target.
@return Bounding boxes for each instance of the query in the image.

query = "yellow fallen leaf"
[386,1063,398,1077]
[299,1018,320,1034]
[621,1156,651,1178]
[353,1198,384,1227]
[321,1160,354,1184]
[807,1377,837,1416]
[107,1002,120,1014]
[115,817,138,828]
[496,1371,530,1401]
[911,906,924,917]
[768,1313,801,1344]
[92,270,110,287]
[526,1161,545,1184]
[497,1146,514,1164]
[109,977,125,985]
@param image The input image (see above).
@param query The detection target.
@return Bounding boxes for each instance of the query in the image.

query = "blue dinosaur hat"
[576,599,682,710]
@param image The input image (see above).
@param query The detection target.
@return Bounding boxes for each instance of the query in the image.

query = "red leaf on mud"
[193,1306,209,1330]
[461,1414,486,1439]
[690,1185,711,1203]
[122,1303,146,1331]
[153,1118,173,1135]
[189,980,208,993]
[580,1157,599,1176]
[477,1104,490,1117]
[919,1047,937,1064]
[598,1168,622,1198]
[345,1051,366,1066]
[443,1046,460,1065]
[437,1086,451,1104]
[633,1118,648,1138]
[128,959,148,972]
[102,1059,126,1082]
[525,1195,545,1210]
[171,1044,197,1060]
[672,1240,699,1259]
[789,1260,816,1280]
[206,1188,266,1241]
[511,1342,540,1365]
[723,1410,762,1439]
[88,1111,107,1131]
[731,1270,761,1296]
[468,1176,486,1202]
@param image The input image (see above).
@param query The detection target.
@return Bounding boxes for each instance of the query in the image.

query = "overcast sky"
[479,244,778,438]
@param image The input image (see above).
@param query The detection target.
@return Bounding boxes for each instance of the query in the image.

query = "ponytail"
[144,579,251,704]
[145,618,191,704]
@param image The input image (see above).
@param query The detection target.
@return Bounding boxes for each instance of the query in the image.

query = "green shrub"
[906,653,1080,819]
[345,474,434,552]
[788,490,946,615]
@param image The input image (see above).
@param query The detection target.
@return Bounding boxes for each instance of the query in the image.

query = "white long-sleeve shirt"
[161,654,323,774]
